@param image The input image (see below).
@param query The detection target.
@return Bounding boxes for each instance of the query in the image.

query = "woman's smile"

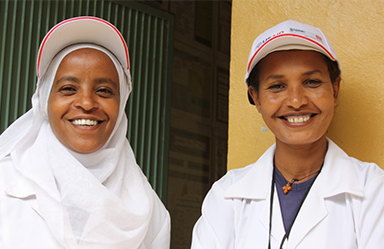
[70,119,100,126]
[278,113,316,125]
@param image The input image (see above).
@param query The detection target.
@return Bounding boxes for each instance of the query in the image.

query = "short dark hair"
[247,54,341,93]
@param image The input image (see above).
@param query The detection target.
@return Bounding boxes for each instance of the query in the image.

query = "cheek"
[259,91,280,104]
[47,94,70,134]
[106,99,120,124]
[258,94,280,114]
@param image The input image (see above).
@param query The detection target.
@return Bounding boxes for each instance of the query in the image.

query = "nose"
[74,91,98,111]
[286,86,308,109]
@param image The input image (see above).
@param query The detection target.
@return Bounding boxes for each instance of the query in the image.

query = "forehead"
[259,50,327,73]
[55,48,119,78]
[61,48,112,63]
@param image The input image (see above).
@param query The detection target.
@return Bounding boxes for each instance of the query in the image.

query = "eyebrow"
[265,69,324,81]
[302,69,323,76]
[95,78,118,88]
[55,76,80,85]
[54,76,118,88]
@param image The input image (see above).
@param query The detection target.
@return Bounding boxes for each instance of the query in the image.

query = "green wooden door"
[0,0,174,203]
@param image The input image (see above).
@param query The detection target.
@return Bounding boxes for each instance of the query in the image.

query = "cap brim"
[37,16,129,78]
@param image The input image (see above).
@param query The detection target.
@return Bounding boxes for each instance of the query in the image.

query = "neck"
[274,136,327,182]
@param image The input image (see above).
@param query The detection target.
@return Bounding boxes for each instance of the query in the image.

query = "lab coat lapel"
[286,179,328,248]
[286,139,364,248]
[226,144,278,245]
[259,184,286,246]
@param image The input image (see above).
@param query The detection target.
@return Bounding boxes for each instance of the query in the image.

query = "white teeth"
[287,115,311,123]
[72,119,98,126]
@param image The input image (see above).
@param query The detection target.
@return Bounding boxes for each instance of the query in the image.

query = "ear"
[248,86,262,113]
[332,77,341,106]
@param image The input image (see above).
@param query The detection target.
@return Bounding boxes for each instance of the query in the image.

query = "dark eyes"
[59,85,77,95]
[96,87,115,97]
[304,79,323,87]
[57,85,116,97]
[267,83,285,92]
[267,79,323,92]
[268,84,284,90]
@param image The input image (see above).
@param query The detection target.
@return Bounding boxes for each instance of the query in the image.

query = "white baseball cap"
[244,20,340,88]
[36,16,129,78]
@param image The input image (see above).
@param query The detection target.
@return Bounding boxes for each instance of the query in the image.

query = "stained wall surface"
[229,0,384,170]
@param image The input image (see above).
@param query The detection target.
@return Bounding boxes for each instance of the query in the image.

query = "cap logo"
[254,31,284,51]
[289,27,305,33]
[289,26,324,44]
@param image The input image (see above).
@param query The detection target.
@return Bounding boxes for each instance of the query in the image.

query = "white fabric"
[191,139,384,249]
[0,44,170,248]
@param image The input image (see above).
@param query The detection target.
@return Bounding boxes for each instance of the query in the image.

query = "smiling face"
[48,48,120,154]
[248,50,340,147]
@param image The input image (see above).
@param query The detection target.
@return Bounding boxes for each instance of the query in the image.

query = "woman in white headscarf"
[0,17,170,249]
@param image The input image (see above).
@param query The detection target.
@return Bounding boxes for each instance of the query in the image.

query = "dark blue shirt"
[274,167,317,232]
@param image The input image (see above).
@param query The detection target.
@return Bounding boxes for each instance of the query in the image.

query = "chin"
[278,134,327,147]
[68,143,103,154]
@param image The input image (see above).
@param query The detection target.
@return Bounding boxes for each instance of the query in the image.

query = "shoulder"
[326,139,384,193]
[345,158,384,246]
[350,157,384,196]
[214,163,255,192]
[214,144,276,197]
[351,157,384,180]
[0,155,17,190]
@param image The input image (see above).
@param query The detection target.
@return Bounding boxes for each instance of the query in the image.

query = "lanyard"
[267,166,322,249]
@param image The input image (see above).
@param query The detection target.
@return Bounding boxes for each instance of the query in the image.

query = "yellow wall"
[229,0,384,170]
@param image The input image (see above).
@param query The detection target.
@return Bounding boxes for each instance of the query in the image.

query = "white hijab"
[0,44,155,248]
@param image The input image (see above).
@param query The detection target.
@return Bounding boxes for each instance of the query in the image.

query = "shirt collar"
[224,139,364,200]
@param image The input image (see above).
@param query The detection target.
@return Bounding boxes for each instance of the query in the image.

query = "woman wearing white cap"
[0,17,170,248]
[191,20,384,249]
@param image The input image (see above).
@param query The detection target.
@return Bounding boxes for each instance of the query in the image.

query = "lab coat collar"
[225,144,276,200]
[5,172,42,216]
[224,138,364,200]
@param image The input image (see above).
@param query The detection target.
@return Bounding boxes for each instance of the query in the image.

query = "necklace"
[268,163,323,249]
[282,170,321,194]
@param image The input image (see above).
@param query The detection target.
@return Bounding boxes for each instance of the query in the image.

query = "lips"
[70,119,100,126]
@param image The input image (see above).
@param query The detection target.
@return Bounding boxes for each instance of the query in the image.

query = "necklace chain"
[282,170,320,194]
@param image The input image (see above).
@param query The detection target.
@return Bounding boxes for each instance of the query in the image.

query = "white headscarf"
[0,44,157,248]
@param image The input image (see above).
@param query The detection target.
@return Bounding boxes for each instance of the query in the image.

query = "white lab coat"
[191,139,384,249]
[0,155,170,249]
